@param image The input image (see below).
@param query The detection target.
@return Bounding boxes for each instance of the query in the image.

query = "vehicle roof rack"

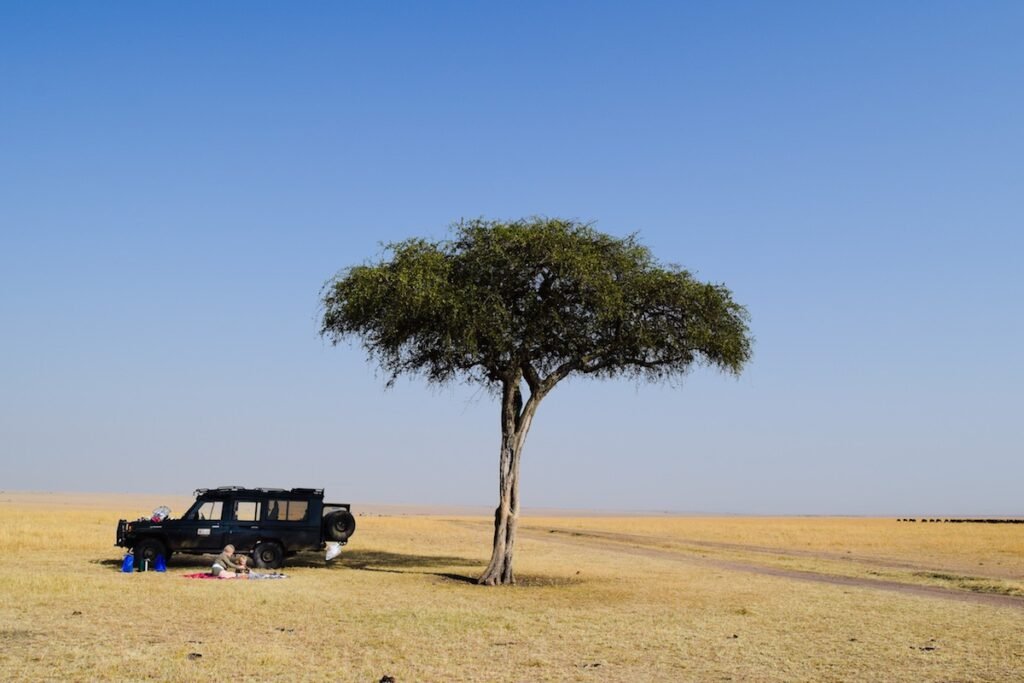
[193,486,324,496]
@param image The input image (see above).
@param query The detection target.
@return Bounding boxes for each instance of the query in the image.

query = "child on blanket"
[211,544,248,578]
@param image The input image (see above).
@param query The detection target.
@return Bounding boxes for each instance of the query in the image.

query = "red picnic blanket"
[182,572,288,580]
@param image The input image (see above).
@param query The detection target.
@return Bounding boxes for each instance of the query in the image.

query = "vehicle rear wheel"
[133,538,166,569]
[253,541,284,569]
[323,510,356,542]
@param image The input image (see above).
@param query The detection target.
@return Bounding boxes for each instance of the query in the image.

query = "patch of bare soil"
[450,520,1024,610]
[543,526,1018,577]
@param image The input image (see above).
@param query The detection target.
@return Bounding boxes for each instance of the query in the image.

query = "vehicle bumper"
[116,519,130,547]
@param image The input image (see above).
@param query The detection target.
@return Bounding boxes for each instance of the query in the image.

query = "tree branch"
[539,359,579,394]
[521,362,542,394]
[581,355,679,374]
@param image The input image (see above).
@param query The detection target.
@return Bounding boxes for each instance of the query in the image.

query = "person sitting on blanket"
[211,544,247,578]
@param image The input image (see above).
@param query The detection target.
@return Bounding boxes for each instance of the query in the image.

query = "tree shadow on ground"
[94,556,217,570]
[93,550,580,586]
[339,549,481,583]
[434,572,480,584]
[93,554,337,570]
[335,551,583,586]
[92,548,483,579]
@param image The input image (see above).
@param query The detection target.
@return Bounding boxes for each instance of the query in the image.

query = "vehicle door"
[178,498,228,552]
[263,497,317,550]
[226,497,263,553]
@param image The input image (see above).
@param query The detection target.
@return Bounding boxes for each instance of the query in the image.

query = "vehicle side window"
[234,500,261,522]
[192,501,223,521]
[285,501,308,521]
[267,499,308,521]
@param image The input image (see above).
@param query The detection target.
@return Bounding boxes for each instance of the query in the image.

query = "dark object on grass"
[901,517,1024,524]
[379,676,396,683]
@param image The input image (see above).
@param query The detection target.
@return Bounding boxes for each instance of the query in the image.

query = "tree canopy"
[322,218,751,390]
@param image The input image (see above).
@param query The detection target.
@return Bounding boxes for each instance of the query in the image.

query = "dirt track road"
[452,520,1024,610]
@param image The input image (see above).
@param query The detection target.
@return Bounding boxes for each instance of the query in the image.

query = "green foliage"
[321,218,752,392]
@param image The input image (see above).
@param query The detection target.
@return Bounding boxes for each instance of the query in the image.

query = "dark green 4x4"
[116,487,356,569]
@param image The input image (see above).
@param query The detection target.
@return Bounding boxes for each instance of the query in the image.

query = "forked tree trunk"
[478,378,537,585]
[477,435,520,585]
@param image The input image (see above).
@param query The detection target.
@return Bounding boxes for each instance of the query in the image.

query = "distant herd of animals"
[896,518,1024,524]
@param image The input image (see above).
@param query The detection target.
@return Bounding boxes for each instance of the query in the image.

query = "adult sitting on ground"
[211,544,247,578]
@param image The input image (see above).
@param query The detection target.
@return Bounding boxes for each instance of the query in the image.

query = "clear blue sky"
[1,2,1021,514]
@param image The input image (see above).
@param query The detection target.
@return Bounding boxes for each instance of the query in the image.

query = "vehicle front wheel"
[133,538,166,569]
[253,542,284,569]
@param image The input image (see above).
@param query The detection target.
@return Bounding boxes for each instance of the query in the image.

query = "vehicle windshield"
[185,499,225,521]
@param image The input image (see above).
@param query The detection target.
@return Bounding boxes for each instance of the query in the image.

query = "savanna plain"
[1,492,1022,682]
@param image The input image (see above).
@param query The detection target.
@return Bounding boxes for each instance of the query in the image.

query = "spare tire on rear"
[323,510,356,542]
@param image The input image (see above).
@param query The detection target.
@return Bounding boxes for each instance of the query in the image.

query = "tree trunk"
[478,378,537,585]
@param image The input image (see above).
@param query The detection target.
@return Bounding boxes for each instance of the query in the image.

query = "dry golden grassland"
[1,493,1023,682]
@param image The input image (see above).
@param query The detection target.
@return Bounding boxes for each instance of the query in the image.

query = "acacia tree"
[320,218,752,585]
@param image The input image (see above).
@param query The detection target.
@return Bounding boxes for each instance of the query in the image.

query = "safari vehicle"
[116,487,356,569]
